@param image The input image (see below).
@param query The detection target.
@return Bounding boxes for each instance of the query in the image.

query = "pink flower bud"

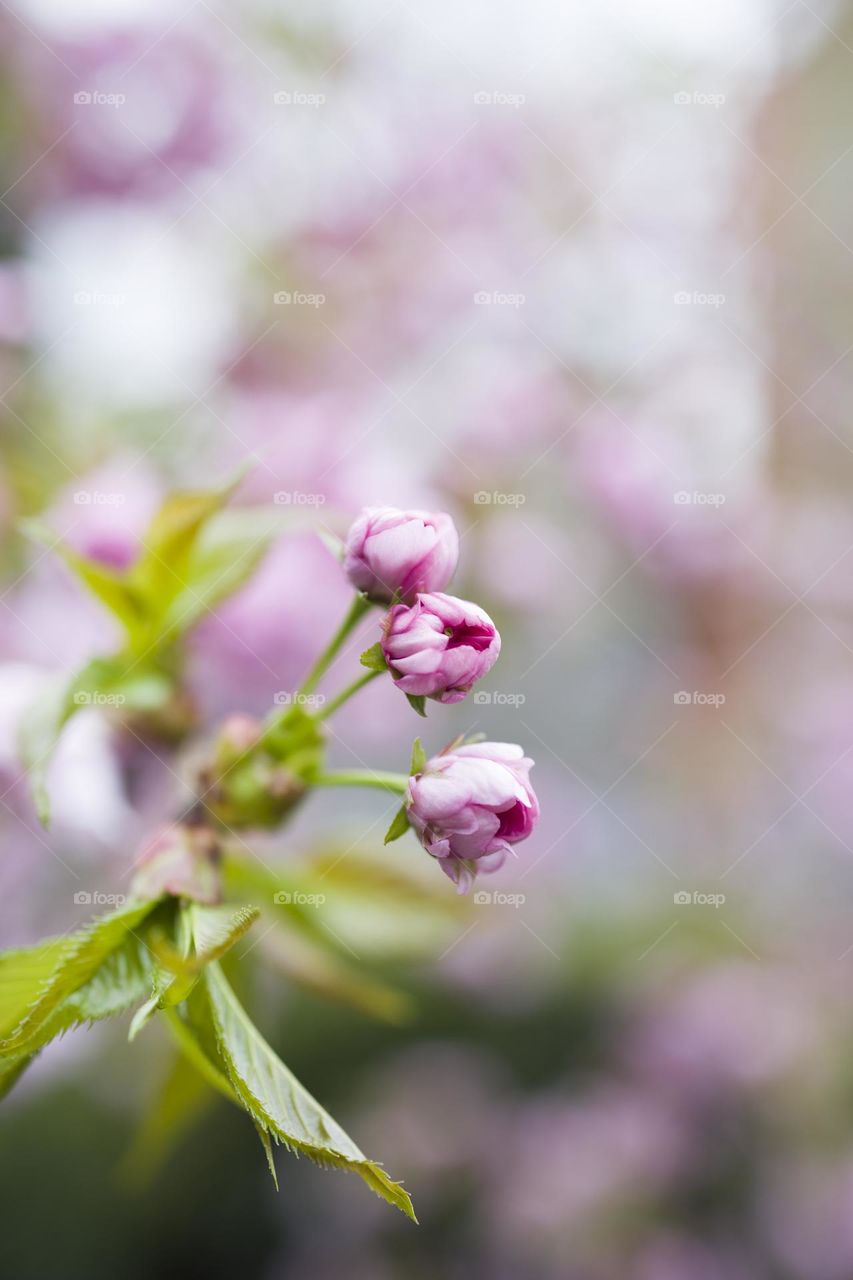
[343,506,459,604]
[406,742,538,892]
[381,592,500,704]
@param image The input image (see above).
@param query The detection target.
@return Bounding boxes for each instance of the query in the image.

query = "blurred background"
[2,0,853,1276]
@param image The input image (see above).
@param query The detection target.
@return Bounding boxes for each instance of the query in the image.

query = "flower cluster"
[344,505,539,891]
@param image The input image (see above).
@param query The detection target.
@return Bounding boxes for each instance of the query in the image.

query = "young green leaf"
[405,693,427,718]
[263,931,413,1025]
[384,805,410,845]
[0,932,156,1096]
[203,961,416,1220]
[409,737,426,776]
[0,898,160,1057]
[159,508,278,640]
[359,643,387,673]
[132,904,260,1039]
[128,469,247,612]
[121,1046,215,1187]
[20,519,147,636]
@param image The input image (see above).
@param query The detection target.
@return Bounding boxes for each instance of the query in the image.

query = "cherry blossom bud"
[381,592,500,704]
[406,742,538,892]
[344,506,458,604]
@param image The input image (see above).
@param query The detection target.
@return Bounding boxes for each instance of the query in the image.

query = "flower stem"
[298,594,372,697]
[312,770,409,795]
[318,668,383,720]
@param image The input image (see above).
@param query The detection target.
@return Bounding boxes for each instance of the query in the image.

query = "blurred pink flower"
[46,458,161,570]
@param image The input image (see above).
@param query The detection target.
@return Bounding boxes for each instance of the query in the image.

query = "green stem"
[312,770,409,796]
[298,594,372,697]
[318,669,383,720]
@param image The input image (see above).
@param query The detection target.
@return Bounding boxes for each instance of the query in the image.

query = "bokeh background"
[2,1,853,1276]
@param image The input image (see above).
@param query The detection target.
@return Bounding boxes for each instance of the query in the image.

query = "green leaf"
[203,961,416,1219]
[153,904,259,986]
[222,850,465,962]
[121,1046,215,1187]
[128,470,247,613]
[20,520,147,636]
[405,694,427,718]
[409,737,426,776]
[254,1121,279,1191]
[0,932,155,1096]
[0,898,160,1057]
[159,509,277,640]
[0,936,69,1038]
[383,805,410,845]
[132,904,260,1038]
[359,643,387,673]
[263,932,413,1025]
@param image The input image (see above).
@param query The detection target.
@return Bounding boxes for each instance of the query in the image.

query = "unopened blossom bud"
[131,823,221,904]
[405,742,538,892]
[381,593,500,704]
[343,506,459,604]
